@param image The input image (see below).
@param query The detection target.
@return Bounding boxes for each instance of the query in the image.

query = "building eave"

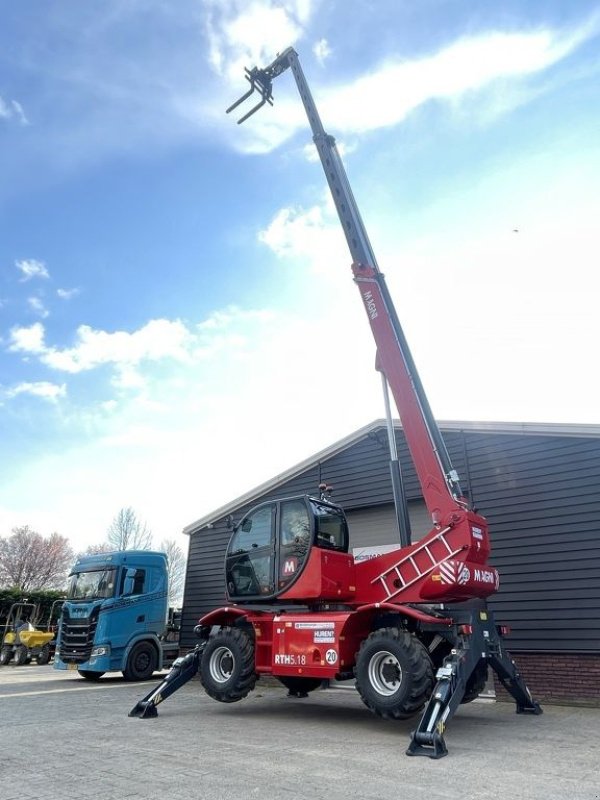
[183,418,600,535]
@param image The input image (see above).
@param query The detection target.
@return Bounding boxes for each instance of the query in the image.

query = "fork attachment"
[226,47,296,123]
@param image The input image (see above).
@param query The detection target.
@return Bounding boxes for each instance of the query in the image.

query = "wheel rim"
[368,650,402,696]
[209,646,234,684]
[135,650,151,673]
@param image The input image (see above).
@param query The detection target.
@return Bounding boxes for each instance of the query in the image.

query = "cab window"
[281,499,310,546]
[226,505,274,598]
[121,568,146,597]
[229,506,272,553]
[310,500,348,551]
[278,499,311,590]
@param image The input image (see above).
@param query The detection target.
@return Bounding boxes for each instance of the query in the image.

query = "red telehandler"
[130,48,541,757]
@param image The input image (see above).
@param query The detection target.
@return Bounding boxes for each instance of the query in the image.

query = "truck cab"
[54,550,179,681]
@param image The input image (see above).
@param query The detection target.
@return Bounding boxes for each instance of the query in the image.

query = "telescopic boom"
[227,48,465,527]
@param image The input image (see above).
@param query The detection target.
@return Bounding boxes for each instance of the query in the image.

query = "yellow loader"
[0,602,55,666]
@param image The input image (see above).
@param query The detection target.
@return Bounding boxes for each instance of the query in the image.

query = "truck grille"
[58,606,100,664]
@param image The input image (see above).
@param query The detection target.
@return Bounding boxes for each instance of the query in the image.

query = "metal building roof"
[183,418,600,535]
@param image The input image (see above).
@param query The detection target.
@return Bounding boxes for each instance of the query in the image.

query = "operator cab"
[225,495,349,602]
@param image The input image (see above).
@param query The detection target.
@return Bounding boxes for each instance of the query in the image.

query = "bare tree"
[77,542,114,558]
[0,526,74,591]
[107,507,153,551]
[159,538,187,606]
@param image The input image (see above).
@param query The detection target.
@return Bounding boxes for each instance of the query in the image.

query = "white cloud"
[224,17,600,153]
[204,0,316,80]
[321,23,600,134]
[258,200,347,274]
[0,96,28,125]
[313,38,331,65]
[6,381,66,402]
[40,318,194,374]
[28,297,49,318]
[8,322,47,354]
[6,309,278,398]
[57,287,80,300]
[16,258,49,281]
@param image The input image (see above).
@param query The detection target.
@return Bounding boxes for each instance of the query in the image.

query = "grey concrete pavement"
[0,664,598,800]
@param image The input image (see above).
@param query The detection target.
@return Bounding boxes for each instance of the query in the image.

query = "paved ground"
[0,664,598,800]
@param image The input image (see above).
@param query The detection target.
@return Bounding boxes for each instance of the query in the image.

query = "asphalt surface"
[0,664,598,800]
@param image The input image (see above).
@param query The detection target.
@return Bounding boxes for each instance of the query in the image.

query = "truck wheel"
[0,646,13,665]
[78,670,105,680]
[36,645,51,665]
[14,645,28,666]
[200,627,257,703]
[355,628,434,720]
[123,641,158,681]
[278,677,322,696]
[461,664,489,704]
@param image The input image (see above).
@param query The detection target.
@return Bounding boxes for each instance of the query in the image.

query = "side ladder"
[372,527,464,599]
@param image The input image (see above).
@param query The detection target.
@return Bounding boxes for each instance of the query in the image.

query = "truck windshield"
[66,568,117,600]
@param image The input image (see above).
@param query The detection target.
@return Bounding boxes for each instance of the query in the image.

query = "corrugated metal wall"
[181,428,600,654]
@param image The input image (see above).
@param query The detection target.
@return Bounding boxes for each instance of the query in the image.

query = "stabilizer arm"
[129,640,207,719]
[407,608,542,758]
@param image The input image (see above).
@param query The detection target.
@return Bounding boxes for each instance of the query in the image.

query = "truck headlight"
[91,645,111,657]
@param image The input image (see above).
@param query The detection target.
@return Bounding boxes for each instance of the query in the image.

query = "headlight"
[91,645,111,657]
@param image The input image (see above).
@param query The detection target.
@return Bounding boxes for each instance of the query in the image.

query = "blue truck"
[54,550,180,680]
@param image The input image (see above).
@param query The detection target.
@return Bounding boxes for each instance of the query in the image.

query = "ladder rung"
[383,547,463,600]
[370,526,452,586]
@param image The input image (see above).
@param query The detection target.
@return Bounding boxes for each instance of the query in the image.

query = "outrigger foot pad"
[406,731,448,759]
[129,700,159,719]
[516,701,543,715]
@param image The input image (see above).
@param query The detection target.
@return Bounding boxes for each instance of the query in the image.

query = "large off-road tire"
[278,677,323,696]
[355,628,434,720]
[78,670,105,680]
[14,645,28,666]
[36,645,51,665]
[123,641,158,681]
[0,646,13,665]
[200,626,257,703]
[461,663,489,704]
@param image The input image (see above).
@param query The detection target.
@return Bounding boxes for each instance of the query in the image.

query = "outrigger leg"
[407,608,542,758]
[129,641,207,719]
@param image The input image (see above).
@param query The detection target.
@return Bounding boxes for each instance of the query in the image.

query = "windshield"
[66,568,117,600]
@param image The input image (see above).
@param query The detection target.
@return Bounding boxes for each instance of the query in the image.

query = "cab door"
[226,504,275,599]
[276,498,312,591]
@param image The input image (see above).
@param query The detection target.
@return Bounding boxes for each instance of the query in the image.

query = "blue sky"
[1,1,599,551]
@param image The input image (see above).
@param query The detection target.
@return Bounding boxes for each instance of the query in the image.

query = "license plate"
[67,663,78,671]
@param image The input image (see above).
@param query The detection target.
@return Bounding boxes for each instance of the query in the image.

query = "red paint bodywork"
[200,603,452,679]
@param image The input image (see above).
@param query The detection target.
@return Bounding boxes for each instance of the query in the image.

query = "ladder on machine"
[372,527,464,599]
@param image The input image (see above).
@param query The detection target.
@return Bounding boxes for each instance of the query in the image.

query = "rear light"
[497,625,511,636]
[458,624,473,635]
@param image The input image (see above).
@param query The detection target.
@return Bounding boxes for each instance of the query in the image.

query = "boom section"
[227,48,465,523]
